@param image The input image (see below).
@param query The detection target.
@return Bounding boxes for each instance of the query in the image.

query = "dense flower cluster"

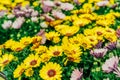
[0,0,120,80]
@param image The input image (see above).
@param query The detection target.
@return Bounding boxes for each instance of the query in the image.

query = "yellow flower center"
[47,69,56,77]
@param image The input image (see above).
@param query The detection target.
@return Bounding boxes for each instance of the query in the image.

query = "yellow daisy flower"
[73,19,91,27]
[0,54,14,68]
[50,20,63,26]
[55,25,69,32]
[62,36,70,45]
[82,3,93,13]
[20,37,32,45]
[13,63,26,78]
[63,26,79,36]
[93,27,105,39]
[0,0,11,5]
[39,62,62,80]
[35,46,48,55]
[32,36,42,44]
[79,13,96,21]
[69,34,84,46]
[33,1,39,7]
[112,12,120,18]
[45,31,60,41]
[81,37,92,50]
[52,37,61,43]
[84,29,95,36]
[88,0,100,3]
[78,0,85,3]
[48,46,63,57]
[67,55,81,63]
[24,54,41,68]
[104,27,116,35]
[86,35,98,46]
[24,68,34,77]
[105,34,117,42]
[4,39,16,49]
[11,42,25,52]
[56,25,79,36]
[31,43,40,50]
[63,43,82,57]
[40,53,52,63]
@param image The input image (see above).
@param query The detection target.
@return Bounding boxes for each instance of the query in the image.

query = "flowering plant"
[0,0,120,80]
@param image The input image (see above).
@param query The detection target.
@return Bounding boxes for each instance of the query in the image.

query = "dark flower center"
[30,60,37,66]
[24,41,29,45]
[19,69,24,75]
[16,47,22,51]
[53,51,60,56]
[106,30,112,33]
[43,57,49,61]
[66,33,71,36]
[72,50,76,54]
[82,43,87,47]
[47,69,56,77]
[97,31,102,35]
[2,60,9,65]
[68,57,74,61]
[90,39,94,42]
